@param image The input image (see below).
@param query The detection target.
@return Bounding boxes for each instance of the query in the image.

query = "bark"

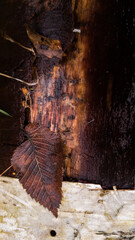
[0,0,134,188]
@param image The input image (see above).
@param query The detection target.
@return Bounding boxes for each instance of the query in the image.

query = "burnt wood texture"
[0,0,134,189]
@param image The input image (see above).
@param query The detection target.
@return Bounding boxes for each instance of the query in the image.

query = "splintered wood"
[0,177,135,240]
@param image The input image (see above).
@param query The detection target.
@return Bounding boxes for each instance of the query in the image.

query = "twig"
[0,165,13,177]
[0,73,38,86]
[88,119,95,124]
[3,33,35,55]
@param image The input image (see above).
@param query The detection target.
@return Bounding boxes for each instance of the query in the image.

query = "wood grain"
[0,177,135,240]
[0,0,134,188]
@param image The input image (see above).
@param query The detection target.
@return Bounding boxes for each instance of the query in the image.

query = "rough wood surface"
[0,0,134,188]
[0,177,135,240]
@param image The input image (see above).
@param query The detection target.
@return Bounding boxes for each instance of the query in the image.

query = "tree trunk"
[0,0,134,189]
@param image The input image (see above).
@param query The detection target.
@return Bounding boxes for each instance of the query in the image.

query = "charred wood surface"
[0,0,134,189]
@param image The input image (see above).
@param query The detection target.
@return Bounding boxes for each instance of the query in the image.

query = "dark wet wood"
[0,0,33,176]
[0,0,134,188]
[72,0,135,188]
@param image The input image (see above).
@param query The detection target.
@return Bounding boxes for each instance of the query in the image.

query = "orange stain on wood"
[30,0,95,178]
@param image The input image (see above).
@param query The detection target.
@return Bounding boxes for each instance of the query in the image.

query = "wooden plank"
[0,177,135,240]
